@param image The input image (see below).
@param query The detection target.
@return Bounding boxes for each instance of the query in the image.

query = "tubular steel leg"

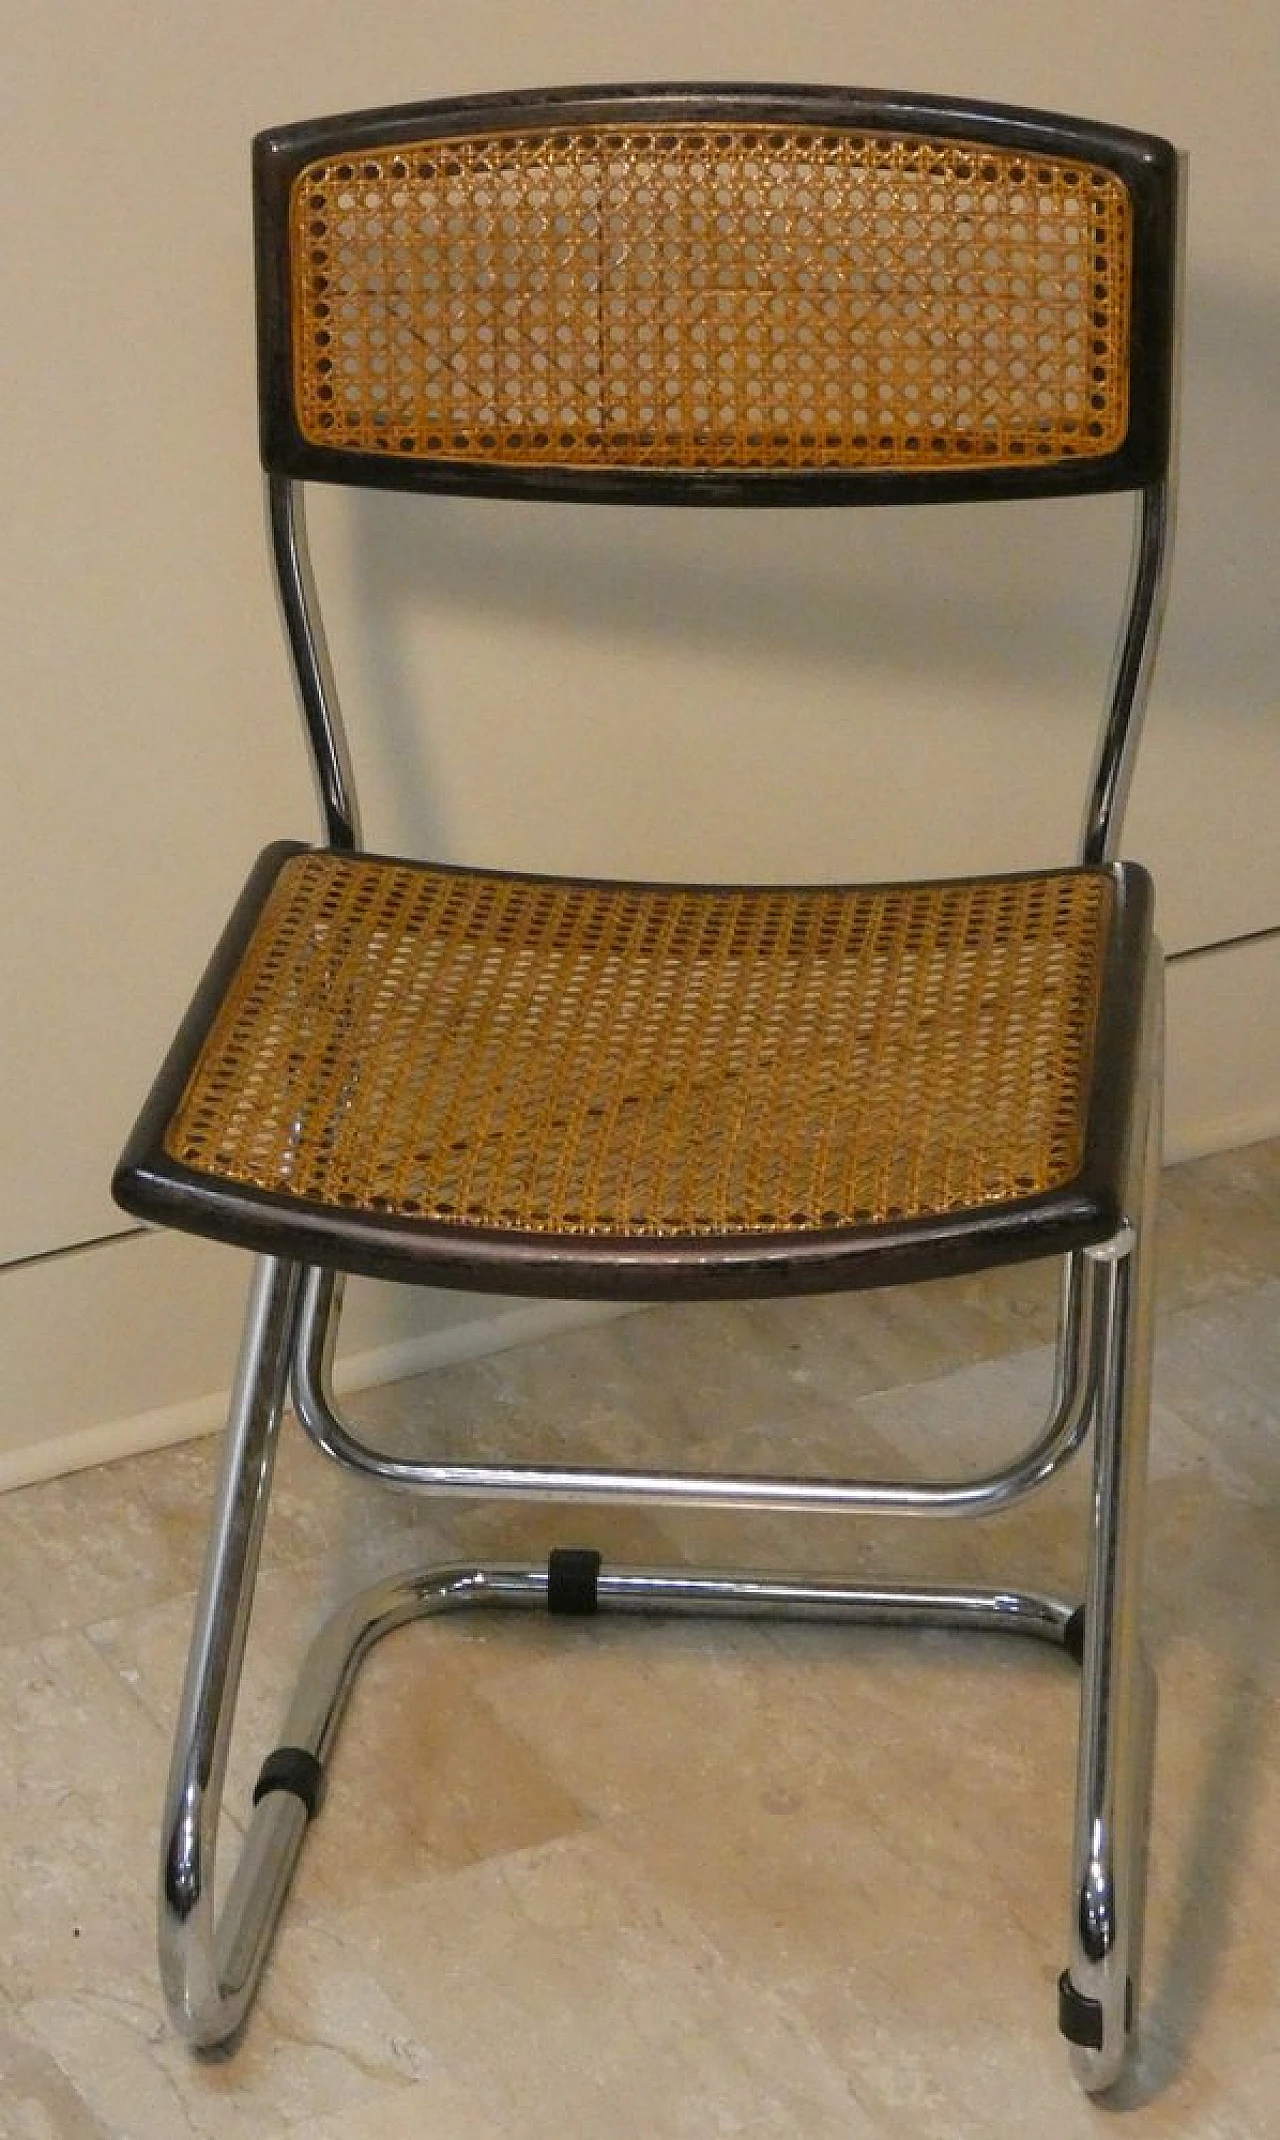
[171,1555,1081,2050]
[159,1209,1154,2084]
[266,1559,1083,1781]
[291,1255,1098,1519]
[1060,1095,1161,2091]
[158,1256,304,2046]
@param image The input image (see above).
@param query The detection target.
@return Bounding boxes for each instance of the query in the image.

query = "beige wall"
[3,3,1278,1474]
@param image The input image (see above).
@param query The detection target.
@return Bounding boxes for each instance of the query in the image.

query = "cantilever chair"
[113,83,1181,2091]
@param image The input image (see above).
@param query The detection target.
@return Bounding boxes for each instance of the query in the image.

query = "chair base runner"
[167,1550,1097,2052]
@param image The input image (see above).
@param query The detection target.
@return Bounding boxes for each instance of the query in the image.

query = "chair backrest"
[254,83,1180,507]
[253,84,1181,864]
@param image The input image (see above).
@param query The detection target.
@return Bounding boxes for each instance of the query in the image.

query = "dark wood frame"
[253,81,1180,508]
[114,844,1154,1300]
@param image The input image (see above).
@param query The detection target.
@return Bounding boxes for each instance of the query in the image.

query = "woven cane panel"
[164,855,1113,1237]
[290,124,1131,474]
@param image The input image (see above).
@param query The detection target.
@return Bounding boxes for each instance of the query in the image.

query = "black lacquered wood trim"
[113,847,1154,1304]
[113,841,311,1228]
[1072,858,1155,1217]
[254,82,1179,508]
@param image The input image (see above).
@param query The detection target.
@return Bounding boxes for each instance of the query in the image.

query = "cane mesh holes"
[164,855,1113,1236]
[290,124,1131,473]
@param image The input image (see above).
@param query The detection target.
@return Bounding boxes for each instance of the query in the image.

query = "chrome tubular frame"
[163,452,1168,2089]
[158,1058,1160,2084]
[269,451,1178,884]
[1081,479,1177,867]
[159,1255,303,2043]
[268,475,361,851]
[1083,156,1182,870]
[1061,949,1162,2089]
[160,1547,1081,2050]
[291,1254,1096,1519]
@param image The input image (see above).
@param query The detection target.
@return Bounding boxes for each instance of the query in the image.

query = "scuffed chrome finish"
[290,1253,1097,1520]
[182,1556,1080,2047]
[268,474,360,850]
[158,1256,304,2047]
[1064,964,1162,2091]
[1082,480,1176,866]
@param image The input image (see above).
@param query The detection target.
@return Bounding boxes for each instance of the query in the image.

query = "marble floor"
[1,1141,1278,2138]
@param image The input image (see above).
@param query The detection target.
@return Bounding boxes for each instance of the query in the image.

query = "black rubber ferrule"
[547,1547,603,1615]
[1057,1970,1105,2049]
[253,1745,325,1820]
[1063,1606,1087,1665]
[1058,1970,1132,2048]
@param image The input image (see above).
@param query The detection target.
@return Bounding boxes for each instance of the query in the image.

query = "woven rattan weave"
[290,124,1131,473]
[165,853,1113,1237]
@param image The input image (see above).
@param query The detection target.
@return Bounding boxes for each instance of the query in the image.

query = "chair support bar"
[268,476,360,852]
[159,1188,1155,2082]
[159,1255,302,2045]
[163,1531,1082,2050]
[290,1254,1098,1520]
[1060,1068,1161,2090]
[1082,477,1177,867]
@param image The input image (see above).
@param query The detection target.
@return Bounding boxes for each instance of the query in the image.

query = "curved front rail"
[161,1550,1080,2047]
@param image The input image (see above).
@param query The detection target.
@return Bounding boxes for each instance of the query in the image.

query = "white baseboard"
[0,1290,634,1495]
[1163,933,1280,1162]
[0,1229,633,1494]
[1165,1102,1280,1166]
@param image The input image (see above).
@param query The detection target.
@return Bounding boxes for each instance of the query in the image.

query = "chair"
[113,83,1181,2091]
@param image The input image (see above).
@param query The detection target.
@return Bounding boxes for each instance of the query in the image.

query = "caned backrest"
[255,85,1179,505]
